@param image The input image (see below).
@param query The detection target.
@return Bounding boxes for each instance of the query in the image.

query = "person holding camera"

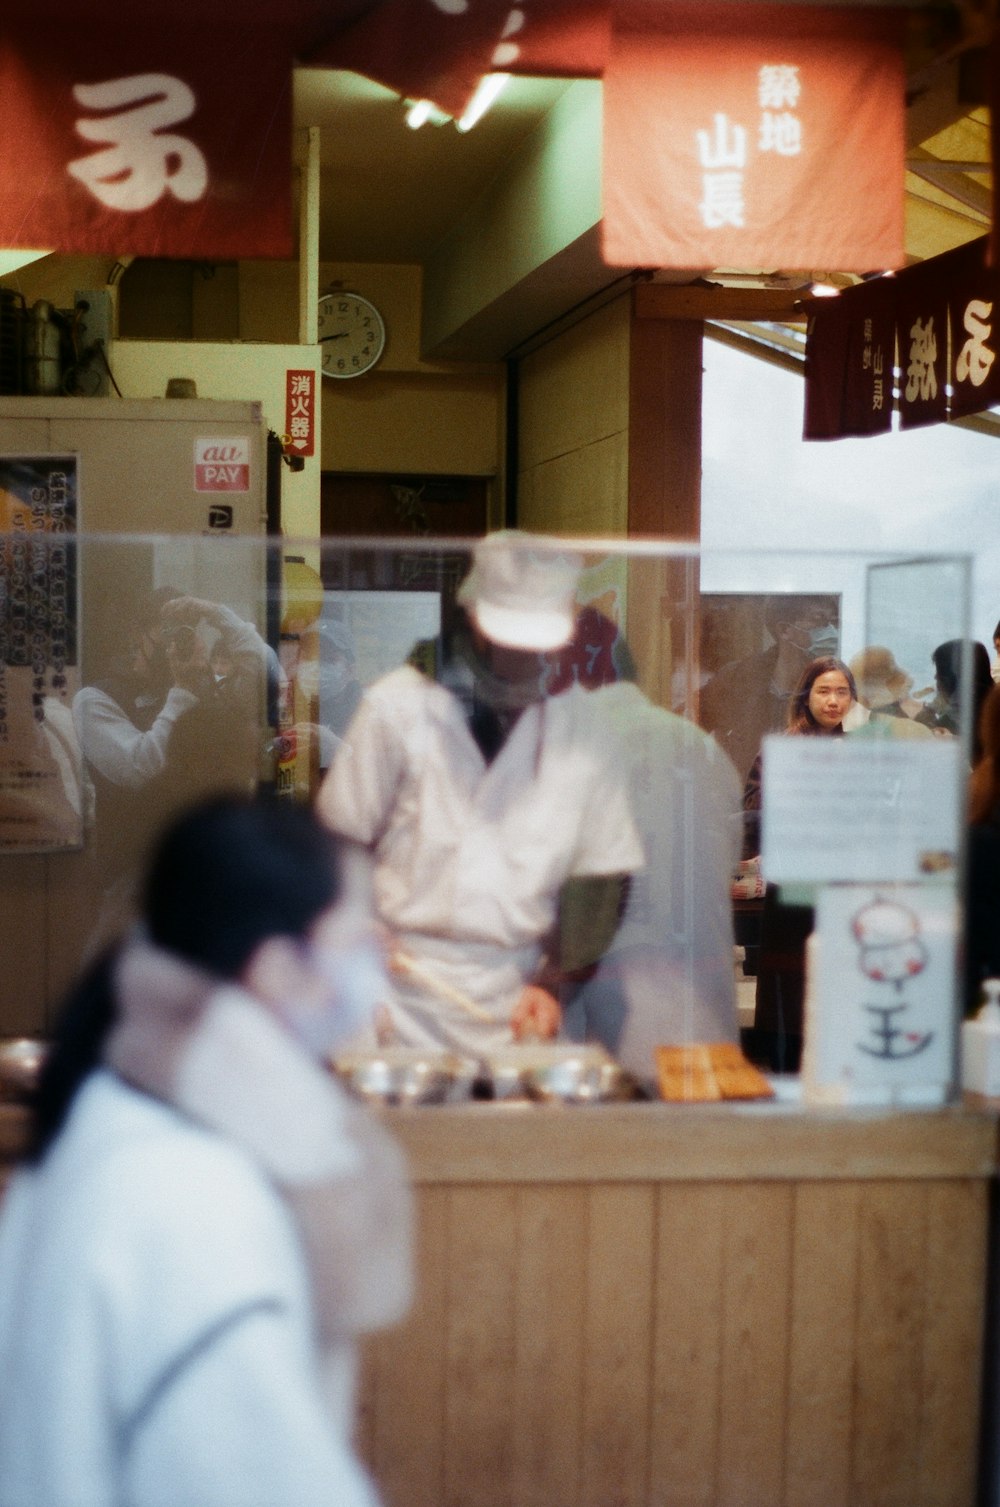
[73,586,272,948]
[73,588,271,791]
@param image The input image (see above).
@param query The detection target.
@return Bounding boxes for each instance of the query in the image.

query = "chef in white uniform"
[316,532,644,1056]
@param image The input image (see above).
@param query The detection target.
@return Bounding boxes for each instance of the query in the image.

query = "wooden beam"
[634,282,807,323]
[628,313,702,539]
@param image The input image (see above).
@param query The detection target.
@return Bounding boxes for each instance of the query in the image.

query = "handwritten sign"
[761,735,961,883]
[804,884,956,1105]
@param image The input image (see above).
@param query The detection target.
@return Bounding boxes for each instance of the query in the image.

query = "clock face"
[318,292,386,379]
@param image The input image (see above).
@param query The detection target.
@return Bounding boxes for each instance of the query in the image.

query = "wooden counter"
[2,1096,995,1504]
[358,1102,999,1507]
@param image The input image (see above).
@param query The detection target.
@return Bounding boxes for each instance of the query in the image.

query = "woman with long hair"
[0,795,411,1507]
[966,684,1000,1012]
[742,657,857,1073]
[786,654,857,734]
[743,656,857,856]
[916,637,993,760]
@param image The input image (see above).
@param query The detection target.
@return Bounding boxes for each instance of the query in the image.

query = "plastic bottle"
[961,978,1000,1098]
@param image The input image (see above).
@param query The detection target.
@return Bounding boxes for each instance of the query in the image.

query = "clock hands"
[319,332,349,342]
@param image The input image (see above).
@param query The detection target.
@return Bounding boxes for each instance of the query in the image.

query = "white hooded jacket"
[0,947,412,1507]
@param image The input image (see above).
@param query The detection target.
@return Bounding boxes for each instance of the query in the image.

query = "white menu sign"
[761,735,961,883]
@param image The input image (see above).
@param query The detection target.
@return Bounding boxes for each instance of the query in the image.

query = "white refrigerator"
[0,396,278,1035]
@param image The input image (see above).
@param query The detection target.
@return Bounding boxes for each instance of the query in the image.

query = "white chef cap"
[457,530,582,652]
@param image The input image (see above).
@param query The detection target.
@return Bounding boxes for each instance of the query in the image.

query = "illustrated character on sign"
[850,896,932,1060]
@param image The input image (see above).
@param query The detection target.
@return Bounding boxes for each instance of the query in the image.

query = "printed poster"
[0,456,82,852]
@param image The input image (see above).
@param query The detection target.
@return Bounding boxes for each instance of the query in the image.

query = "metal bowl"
[483,1043,631,1104]
[332,1048,478,1106]
[0,1037,47,1100]
[523,1056,632,1104]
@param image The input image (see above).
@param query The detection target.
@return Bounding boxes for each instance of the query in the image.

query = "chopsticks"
[390,950,495,1023]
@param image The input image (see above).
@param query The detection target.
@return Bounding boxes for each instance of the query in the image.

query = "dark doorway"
[321,472,489,541]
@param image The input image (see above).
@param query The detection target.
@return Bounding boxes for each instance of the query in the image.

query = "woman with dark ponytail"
[0,795,411,1507]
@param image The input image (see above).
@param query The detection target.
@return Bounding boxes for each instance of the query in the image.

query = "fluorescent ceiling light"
[0,250,51,277]
[405,98,449,129]
[456,73,511,132]
[405,71,510,132]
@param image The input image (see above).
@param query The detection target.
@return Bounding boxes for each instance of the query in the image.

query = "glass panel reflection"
[0,530,974,1107]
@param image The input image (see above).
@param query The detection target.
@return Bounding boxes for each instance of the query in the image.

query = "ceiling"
[290,33,993,271]
[292,69,576,265]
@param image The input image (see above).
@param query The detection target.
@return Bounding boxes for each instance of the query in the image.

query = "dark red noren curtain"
[317,0,517,119]
[895,255,955,430]
[944,236,1000,421]
[0,18,294,257]
[315,0,611,115]
[804,278,896,440]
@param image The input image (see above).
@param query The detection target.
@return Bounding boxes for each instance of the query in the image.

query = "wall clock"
[318,291,386,379]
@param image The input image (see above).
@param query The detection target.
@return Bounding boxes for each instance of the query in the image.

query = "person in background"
[848,644,924,721]
[317,617,364,739]
[73,588,274,947]
[0,796,411,1507]
[295,618,366,772]
[74,588,271,796]
[552,608,743,1088]
[844,645,932,739]
[316,531,644,1055]
[915,638,993,761]
[742,656,857,1073]
[73,586,203,793]
[965,684,1000,1013]
[992,620,1000,685]
[699,592,840,786]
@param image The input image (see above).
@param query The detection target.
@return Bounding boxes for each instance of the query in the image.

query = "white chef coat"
[317,666,644,1053]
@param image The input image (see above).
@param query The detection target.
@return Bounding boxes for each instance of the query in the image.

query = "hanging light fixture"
[456,73,511,132]
[404,72,511,133]
[404,98,451,130]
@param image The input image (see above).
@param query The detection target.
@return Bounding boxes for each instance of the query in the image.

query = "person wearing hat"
[316,531,644,1055]
[848,645,925,723]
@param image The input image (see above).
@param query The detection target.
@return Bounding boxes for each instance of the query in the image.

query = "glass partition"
[865,555,976,748]
[0,530,976,1106]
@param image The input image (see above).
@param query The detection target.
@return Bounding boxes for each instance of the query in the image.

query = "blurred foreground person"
[0,797,411,1507]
